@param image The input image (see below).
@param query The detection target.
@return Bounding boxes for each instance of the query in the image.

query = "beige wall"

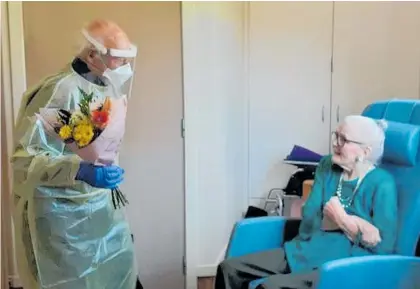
[23,2,182,88]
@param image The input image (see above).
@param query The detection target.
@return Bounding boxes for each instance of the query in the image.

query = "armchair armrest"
[225,216,301,259]
[317,255,420,289]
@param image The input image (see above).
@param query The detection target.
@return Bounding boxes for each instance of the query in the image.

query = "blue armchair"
[225,100,420,289]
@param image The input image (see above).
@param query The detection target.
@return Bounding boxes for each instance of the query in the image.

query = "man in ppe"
[11,19,143,289]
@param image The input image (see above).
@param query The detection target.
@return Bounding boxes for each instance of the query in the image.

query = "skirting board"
[9,274,22,288]
[196,244,227,277]
[196,264,217,277]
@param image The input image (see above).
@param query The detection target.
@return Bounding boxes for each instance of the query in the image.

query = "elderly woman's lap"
[215,248,317,289]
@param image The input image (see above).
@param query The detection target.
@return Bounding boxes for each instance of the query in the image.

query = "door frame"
[2,1,27,121]
[1,1,26,288]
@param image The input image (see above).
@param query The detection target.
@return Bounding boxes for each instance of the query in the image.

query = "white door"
[331,1,420,130]
[248,2,334,199]
[22,2,185,289]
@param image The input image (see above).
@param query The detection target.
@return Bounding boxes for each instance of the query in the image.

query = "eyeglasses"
[331,131,364,147]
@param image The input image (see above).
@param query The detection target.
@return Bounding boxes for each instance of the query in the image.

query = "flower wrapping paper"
[35,96,127,166]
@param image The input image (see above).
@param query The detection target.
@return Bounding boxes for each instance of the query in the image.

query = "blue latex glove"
[76,162,125,189]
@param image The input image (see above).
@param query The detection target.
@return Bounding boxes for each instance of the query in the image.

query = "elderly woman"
[215,115,398,289]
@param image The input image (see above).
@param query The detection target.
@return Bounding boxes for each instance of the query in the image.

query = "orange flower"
[102,97,112,112]
[91,110,109,129]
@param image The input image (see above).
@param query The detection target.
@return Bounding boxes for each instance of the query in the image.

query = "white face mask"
[103,63,133,89]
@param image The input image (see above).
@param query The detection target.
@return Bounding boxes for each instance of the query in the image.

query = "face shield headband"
[81,29,137,58]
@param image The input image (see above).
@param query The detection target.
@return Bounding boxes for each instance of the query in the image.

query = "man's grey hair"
[343,115,388,164]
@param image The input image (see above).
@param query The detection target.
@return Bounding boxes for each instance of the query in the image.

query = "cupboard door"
[248,2,333,198]
[331,2,420,129]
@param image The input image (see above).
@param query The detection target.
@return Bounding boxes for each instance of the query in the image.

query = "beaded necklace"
[336,166,375,208]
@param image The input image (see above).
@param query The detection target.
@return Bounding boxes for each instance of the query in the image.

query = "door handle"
[336,105,340,122]
[322,105,325,122]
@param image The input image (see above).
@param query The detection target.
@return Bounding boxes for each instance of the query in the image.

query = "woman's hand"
[323,196,347,225]
[323,197,359,241]
[350,216,382,247]
[322,197,382,247]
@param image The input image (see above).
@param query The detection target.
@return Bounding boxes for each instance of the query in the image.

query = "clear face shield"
[82,29,137,99]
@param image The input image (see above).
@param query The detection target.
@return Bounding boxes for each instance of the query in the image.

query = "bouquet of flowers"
[36,87,129,210]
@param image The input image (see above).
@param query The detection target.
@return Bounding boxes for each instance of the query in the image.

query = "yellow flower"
[58,125,72,140]
[70,112,89,126]
[80,118,91,126]
[73,122,94,148]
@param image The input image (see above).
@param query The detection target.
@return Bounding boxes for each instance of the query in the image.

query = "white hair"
[343,115,388,164]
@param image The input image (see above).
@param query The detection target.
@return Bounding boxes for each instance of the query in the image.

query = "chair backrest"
[362,99,420,256]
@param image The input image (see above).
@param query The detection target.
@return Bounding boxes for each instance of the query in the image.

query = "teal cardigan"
[284,155,398,273]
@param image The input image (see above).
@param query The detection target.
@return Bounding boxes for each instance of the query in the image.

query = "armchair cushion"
[225,217,301,259]
[317,255,420,289]
[381,120,420,166]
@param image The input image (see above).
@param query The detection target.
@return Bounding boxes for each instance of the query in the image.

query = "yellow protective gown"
[11,64,137,289]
